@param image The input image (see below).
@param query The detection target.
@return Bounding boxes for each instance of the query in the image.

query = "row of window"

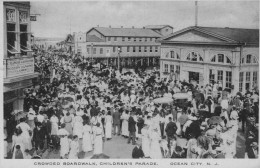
[164,64,180,73]
[241,54,258,64]
[107,37,158,42]
[239,71,258,92]
[86,46,159,54]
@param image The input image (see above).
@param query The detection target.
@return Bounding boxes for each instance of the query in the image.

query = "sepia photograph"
[1,0,259,163]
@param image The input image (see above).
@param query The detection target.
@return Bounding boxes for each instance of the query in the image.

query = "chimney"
[132,26,134,29]
[109,25,111,28]
[121,26,123,28]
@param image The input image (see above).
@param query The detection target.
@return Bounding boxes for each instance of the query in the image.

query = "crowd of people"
[4,49,259,159]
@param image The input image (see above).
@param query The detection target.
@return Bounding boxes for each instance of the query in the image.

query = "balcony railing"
[3,56,35,79]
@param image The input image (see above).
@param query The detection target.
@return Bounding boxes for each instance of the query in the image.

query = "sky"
[30,0,259,38]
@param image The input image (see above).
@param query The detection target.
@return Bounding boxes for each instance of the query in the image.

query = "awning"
[7,43,20,54]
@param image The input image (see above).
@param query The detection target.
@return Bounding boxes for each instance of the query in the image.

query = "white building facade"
[160,26,259,95]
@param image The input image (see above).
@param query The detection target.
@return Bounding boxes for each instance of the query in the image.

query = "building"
[34,37,63,50]
[160,26,259,94]
[3,2,38,116]
[74,25,173,68]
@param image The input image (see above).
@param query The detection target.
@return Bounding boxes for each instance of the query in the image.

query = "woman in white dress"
[82,120,93,154]
[50,113,59,150]
[68,135,79,159]
[149,128,162,159]
[93,123,104,155]
[12,128,26,159]
[105,111,113,140]
[57,124,69,159]
[73,115,84,139]
[16,118,32,150]
[141,125,150,158]
[121,110,129,137]
[27,108,36,130]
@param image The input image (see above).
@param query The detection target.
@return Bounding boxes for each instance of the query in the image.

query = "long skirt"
[142,137,150,157]
[121,120,129,136]
[105,123,112,139]
[150,140,162,159]
[82,133,93,152]
[94,135,103,155]
[60,137,69,157]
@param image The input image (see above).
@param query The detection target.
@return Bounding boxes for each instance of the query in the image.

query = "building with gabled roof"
[160,26,259,94]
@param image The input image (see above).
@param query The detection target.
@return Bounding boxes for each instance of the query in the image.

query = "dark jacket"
[132,146,144,159]
[165,121,177,137]
[128,116,136,132]
[112,111,121,125]
[33,127,47,142]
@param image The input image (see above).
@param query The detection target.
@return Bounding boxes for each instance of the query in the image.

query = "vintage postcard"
[1,0,259,168]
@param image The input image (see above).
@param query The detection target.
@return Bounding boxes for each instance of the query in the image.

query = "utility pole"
[118,47,121,70]
[195,1,198,26]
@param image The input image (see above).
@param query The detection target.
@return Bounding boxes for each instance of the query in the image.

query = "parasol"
[153,97,173,104]
[124,71,132,75]
[173,93,190,99]
[64,96,74,102]
[207,116,222,125]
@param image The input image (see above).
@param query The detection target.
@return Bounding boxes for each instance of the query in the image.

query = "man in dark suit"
[112,108,121,135]
[132,142,144,159]
[128,112,136,145]
[165,117,177,148]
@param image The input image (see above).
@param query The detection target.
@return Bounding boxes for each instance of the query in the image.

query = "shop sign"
[6,57,34,78]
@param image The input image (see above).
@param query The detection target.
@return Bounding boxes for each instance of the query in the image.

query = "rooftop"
[162,26,259,44]
[86,35,105,42]
[88,27,162,38]
[145,25,173,29]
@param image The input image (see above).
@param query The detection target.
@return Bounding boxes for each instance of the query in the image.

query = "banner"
[6,57,35,78]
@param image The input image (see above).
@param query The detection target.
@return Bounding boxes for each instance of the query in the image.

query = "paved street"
[39,128,245,159]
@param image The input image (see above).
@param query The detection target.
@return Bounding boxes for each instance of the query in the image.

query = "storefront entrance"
[189,71,200,83]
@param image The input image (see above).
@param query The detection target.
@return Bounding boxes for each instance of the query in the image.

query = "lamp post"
[117,47,121,70]
[91,43,93,63]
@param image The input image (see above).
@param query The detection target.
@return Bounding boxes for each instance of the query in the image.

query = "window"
[100,48,103,54]
[134,38,136,42]
[170,51,175,58]
[144,47,147,52]
[145,38,147,42]
[226,56,231,63]
[139,46,141,52]
[252,56,257,63]
[150,38,152,41]
[106,49,110,54]
[241,58,244,64]
[128,37,131,41]
[246,72,251,82]
[239,72,243,92]
[150,46,152,52]
[139,38,142,42]
[93,48,96,54]
[164,64,168,72]
[246,72,251,90]
[108,37,111,41]
[187,52,203,61]
[127,46,130,52]
[253,71,258,87]
[122,37,125,42]
[6,8,16,22]
[170,65,174,73]
[218,54,224,63]
[133,46,135,52]
[246,54,251,63]
[226,71,232,88]
[209,69,215,84]
[87,47,90,54]
[155,46,158,52]
[211,56,216,62]
[113,47,116,52]
[7,23,19,57]
[217,70,223,85]
[176,65,180,73]
[114,37,117,41]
